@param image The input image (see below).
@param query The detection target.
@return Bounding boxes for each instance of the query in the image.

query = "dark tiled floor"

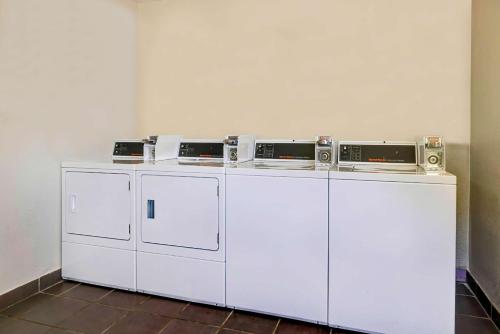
[0,281,497,334]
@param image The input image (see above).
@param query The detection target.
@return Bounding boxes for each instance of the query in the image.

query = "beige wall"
[470,0,500,308]
[138,0,471,267]
[0,0,137,294]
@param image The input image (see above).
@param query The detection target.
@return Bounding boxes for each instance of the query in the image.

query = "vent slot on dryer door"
[65,172,131,241]
[141,175,219,251]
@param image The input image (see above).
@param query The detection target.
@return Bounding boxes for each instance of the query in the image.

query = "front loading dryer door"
[65,171,131,241]
[141,175,219,251]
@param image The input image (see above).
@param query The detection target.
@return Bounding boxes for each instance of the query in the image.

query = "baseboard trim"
[466,271,500,331]
[0,269,62,311]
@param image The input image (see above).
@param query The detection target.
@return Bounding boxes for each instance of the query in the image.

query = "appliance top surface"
[136,159,226,174]
[329,165,456,184]
[62,159,225,174]
[61,160,140,170]
[226,161,329,178]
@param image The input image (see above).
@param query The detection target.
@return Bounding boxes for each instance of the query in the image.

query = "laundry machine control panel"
[113,140,144,160]
[178,142,224,159]
[255,142,316,161]
[338,142,417,165]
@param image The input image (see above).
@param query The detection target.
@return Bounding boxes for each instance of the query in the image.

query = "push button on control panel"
[255,143,275,159]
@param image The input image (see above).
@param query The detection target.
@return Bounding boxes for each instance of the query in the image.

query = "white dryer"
[61,161,137,291]
[226,139,330,324]
[329,142,456,334]
[136,140,226,306]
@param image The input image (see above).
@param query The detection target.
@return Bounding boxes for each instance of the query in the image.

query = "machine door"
[329,179,456,334]
[226,175,328,323]
[65,172,131,240]
[141,175,219,251]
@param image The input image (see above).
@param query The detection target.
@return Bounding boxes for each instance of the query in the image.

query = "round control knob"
[320,151,331,162]
[428,155,439,165]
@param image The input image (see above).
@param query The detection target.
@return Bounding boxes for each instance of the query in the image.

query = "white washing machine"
[61,161,138,291]
[226,139,330,324]
[329,142,457,334]
[136,140,226,306]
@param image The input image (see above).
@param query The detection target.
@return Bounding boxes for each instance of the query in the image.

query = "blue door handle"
[147,200,155,219]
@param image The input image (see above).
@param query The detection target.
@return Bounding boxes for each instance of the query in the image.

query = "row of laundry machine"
[61,135,456,334]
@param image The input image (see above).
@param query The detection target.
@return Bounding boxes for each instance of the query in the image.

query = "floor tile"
[20,296,88,326]
[100,290,149,309]
[456,295,489,318]
[276,319,330,334]
[62,284,111,302]
[0,316,50,334]
[57,303,126,334]
[456,283,474,296]
[219,330,244,334]
[44,329,75,334]
[1,294,53,317]
[105,311,171,334]
[43,281,79,296]
[223,311,279,334]
[455,314,499,334]
[178,303,230,326]
[136,296,188,317]
[160,319,218,334]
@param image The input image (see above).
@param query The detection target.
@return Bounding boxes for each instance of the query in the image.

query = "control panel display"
[113,142,144,157]
[255,143,315,160]
[179,142,224,158]
[339,144,416,164]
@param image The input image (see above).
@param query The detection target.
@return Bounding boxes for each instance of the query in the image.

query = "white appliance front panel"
[329,179,456,334]
[141,175,219,251]
[226,175,328,324]
[137,251,225,306]
[65,171,131,241]
[62,242,136,291]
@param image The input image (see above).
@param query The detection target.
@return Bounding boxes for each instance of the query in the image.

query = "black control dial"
[428,155,439,165]
[319,151,331,162]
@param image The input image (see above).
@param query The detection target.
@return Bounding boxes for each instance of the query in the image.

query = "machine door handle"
[147,200,155,219]
[70,194,77,213]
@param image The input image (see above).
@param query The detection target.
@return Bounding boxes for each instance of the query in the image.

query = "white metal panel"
[137,251,225,306]
[136,160,225,174]
[62,242,136,291]
[329,166,457,184]
[226,161,329,178]
[65,172,131,240]
[61,161,137,170]
[329,179,456,334]
[226,175,329,324]
[141,175,219,251]
[136,171,225,261]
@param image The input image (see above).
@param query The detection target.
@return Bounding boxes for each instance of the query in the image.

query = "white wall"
[470,0,500,308]
[0,0,137,294]
[137,0,471,267]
